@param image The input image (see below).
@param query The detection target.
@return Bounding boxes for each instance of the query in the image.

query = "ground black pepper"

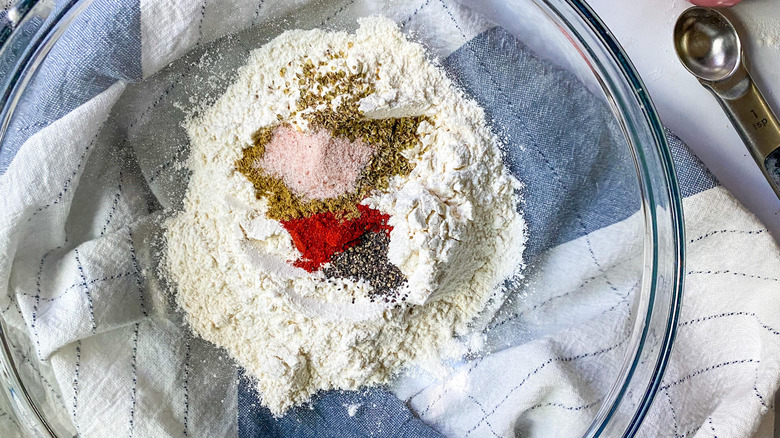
[323,231,407,302]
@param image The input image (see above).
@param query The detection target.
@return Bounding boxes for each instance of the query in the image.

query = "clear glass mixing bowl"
[0,0,684,436]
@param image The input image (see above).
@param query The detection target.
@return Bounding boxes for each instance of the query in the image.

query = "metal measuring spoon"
[674,6,780,198]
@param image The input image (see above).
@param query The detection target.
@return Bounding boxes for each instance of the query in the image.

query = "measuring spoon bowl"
[674,7,741,83]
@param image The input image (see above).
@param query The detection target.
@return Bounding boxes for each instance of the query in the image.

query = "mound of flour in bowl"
[164,17,526,415]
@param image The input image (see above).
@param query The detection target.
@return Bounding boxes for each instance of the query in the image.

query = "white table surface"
[585,0,780,240]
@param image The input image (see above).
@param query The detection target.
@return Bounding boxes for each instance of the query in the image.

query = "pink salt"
[257,126,375,200]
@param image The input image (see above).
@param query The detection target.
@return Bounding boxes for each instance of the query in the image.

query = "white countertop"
[585,0,780,240]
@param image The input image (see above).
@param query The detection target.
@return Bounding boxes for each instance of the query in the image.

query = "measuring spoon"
[674,6,780,198]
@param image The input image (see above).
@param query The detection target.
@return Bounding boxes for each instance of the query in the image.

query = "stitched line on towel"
[72,341,81,433]
[686,270,779,282]
[576,220,621,291]
[11,343,66,409]
[664,388,681,438]
[128,323,140,438]
[197,0,207,45]
[19,272,135,303]
[100,169,124,237]
[401,0,432,27]
[126,62,195,134]
[659,359,759,391]
[600,280,639,316]
[18,121,48,135]
[688,228,766,244]
[147,143,191,183]
[464,337,627,434]
[439,0,620,298]
[29,241,68,353]
[32,252,51,359]
[0,411,20,431]
[27,131,102,222]
[183,335,191,437]
[465,395,501,438]
[127,227,148,318]
[2,294,23,317]
[488,276,596,330]
[527,401,598,412]
[680,426,700,438]
[319,0,355,26]
[488,254,638,331]
[488,277,636,332]
[678,311,780,336]
[708,416,717,437]
[754,364,769,410]
[419,355,487,415]
[252,0,266,26]
[526,401,598,413]
[74,248,97,334]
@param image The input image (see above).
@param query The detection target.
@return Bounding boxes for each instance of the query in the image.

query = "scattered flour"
[750,16,780,49]
[346,403,362,417]
[164,17,526,415]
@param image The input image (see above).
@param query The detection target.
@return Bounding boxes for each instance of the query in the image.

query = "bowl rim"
[551,0,685,435]
[0,0,685,436]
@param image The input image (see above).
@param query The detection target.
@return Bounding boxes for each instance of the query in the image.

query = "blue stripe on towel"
[441,26,716,263]
[0,0,141,174]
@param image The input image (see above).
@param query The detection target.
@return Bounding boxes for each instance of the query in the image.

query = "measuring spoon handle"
[703,69,780,198]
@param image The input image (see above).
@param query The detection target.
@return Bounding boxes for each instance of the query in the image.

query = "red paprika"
[281,205,392,272]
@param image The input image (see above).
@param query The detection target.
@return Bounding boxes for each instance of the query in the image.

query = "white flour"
[165,17,526,415]
[754,17,780,48]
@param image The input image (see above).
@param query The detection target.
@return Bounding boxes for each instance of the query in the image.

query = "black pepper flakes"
[323,231,407,302]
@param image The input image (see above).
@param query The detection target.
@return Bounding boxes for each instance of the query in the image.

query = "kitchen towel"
[0,0,779,437]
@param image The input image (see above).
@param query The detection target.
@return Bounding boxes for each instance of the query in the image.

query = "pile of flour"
[164,17,526,415]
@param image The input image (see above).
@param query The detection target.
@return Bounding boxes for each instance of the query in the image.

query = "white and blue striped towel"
[0,1,779,437]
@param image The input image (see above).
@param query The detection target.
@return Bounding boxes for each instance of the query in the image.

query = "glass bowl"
[0,0,684,436]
